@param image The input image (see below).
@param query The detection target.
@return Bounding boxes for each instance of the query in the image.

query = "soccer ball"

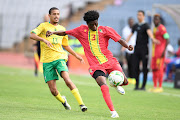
[108,71,124,87]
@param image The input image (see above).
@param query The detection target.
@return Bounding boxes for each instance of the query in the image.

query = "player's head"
[128,17,134,28]
[153,14,161,27]
[48,7,60,24]
[83,10,99,31]
[137,10,145,22]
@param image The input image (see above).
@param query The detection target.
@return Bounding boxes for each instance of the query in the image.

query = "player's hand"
[43,39,53,48]
[161,51,165,58]
[75,54,85,64]
[46,31,53,37]
[153,38,160,44]
[128,45,133,51]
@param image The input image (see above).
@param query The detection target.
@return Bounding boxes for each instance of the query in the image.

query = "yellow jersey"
[31,22,68,63]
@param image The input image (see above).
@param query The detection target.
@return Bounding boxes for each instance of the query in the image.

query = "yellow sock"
[71,88,84,105]
[55,92,65,104]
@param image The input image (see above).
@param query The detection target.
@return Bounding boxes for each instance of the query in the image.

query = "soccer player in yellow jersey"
[30,7,87,112]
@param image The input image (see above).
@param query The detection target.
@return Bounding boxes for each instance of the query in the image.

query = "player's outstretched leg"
[61,71,87,112]
[47,80,71,110]
[94,72,119,118]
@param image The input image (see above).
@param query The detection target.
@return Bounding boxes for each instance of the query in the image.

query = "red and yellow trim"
[88,28,108,64]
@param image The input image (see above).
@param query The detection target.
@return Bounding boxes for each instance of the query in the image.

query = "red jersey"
[152,24,167,58]
[66,25,121,67]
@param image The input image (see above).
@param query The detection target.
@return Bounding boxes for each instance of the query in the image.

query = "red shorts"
[89,58,123,76]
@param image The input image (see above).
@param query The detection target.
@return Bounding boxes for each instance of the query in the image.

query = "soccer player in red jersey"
[46,10,133,118]
[151,14,169,92]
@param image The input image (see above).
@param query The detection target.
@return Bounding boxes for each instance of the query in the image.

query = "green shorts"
[43,59,68,83]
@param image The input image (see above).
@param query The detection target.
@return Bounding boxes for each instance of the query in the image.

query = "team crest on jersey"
[89,69,93,73]
[99,29,103,33]
[84,29,87,32]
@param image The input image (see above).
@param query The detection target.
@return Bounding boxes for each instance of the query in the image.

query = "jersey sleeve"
[62,35,69,46]
[160,25,167,35]
[31,23,44,35]
[105,26,121,42]
[65,26,81,39]
[145,23,150,30]
[160,25,169,39]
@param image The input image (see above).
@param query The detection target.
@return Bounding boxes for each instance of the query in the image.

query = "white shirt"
[165,44,174,58]
[122,25,136,54]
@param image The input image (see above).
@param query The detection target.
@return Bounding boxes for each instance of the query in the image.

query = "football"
[108,71,124,87]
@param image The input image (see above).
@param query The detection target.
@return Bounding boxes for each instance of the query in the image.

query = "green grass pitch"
[0,66,180,120]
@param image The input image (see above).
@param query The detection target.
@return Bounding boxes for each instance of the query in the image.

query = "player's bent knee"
[50,88,58,96]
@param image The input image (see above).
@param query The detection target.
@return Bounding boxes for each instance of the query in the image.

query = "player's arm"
[121,33,133,52]
[161,32,170,57]
[118,38,133,51]
[147,29,160,44]
[105,26,133,51]
[126,33,133,43]
[63,45,84,63]
[30,33,53,48]
[46,31,67,37]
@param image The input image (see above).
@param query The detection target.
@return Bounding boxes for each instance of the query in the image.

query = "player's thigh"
[43,62,59,83]
[61,71,71,81]
[107,63,123,74]
[92,70,107,86]
[107,63,128,83]
[47,80,57,90]
[56,59,68,77]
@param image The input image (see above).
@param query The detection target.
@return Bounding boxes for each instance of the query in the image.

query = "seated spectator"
[165,39,180,81]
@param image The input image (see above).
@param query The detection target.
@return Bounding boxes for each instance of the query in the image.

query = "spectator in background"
[122,17,136,81]
[165,39,180,81]
[165,44,174,59]
[126,10,159,90]
[33,14,49,76]
[150,14,169,93]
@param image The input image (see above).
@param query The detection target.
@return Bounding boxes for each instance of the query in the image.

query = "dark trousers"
[133,47,149,89]
[126,53,134,78]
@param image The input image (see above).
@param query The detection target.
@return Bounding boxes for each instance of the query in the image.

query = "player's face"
[87,20,98,31]
[137,12,144,22]
[128,19,134,28]
[153,17,160,27]
[49,10,60,23]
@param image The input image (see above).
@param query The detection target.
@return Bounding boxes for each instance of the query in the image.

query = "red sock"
[158,70,163,88]
[101,85,115,111]
[153,71,158,88]
[120,81,129,86]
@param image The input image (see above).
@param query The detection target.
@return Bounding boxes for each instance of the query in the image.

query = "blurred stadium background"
[1,0,180,81]
[0,0,180,119]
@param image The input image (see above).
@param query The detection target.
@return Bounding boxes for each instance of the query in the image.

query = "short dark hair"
[49,7,59,14]
[83,10,99,24]
[138,10,145,16]
[128,17,134,21]
[154,14,161,18]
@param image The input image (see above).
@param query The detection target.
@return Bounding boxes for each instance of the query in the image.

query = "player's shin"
[71,88,84,105]
[101,85,115,111]
[153,71,158,88]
